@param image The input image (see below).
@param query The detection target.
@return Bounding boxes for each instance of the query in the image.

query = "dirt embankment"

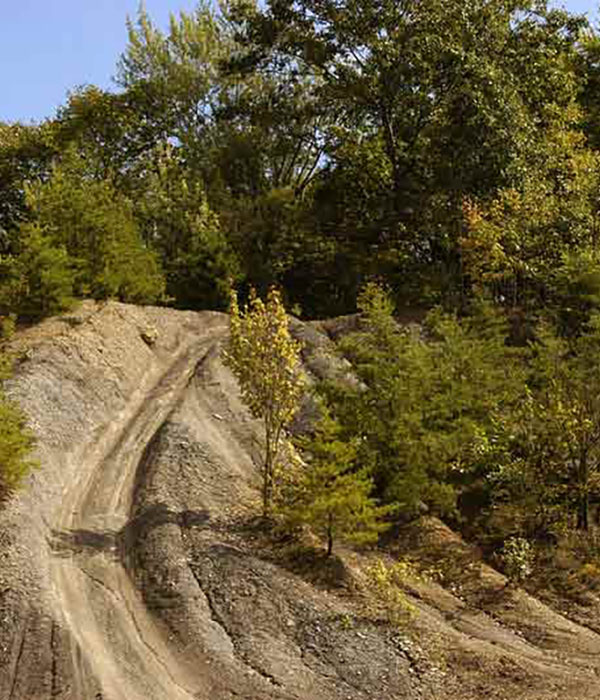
[2,302,600,700]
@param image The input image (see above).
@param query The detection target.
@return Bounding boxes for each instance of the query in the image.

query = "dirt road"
[0,304,231,699]
[49,339,221,699]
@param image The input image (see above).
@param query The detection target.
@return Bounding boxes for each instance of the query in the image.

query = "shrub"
[500,536,534,583]
[363,559,417,626]
[0,356,37,504]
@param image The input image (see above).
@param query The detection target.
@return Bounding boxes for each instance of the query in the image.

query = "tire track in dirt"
[48,327,226,700]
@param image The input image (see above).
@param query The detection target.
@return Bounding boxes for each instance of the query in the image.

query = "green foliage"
[0,121,59,237]
[480,315,600,539]
[33,152,165,302]
[461,122,600,309]
[0,355,37,504]
[1,149,166,318]
[362,559,417,626]
[0,314,16,341]
[2,0,597,319]
[231,0,586,306]
[117,2,227,153]
[0,224,75,318]
[551,249,600,337]
[281,413,393,556]
[223,286,304,515]
[327,284,522,518]
[135,146,238,309]
[500,537,534,583]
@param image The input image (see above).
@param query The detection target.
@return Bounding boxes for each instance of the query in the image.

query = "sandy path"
[49,327,225,700]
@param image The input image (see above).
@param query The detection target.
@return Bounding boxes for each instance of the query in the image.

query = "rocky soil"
[2,301,600,699]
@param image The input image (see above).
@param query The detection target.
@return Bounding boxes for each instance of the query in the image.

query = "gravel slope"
[2,302,600,699]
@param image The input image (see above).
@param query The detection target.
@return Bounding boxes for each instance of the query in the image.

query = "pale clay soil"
[0,301,600,699]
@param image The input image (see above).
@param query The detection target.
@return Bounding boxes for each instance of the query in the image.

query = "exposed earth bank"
[1,302,600,699]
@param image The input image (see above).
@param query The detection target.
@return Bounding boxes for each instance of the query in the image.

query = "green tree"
[116,3,331,305]
[223,286,304,515]
[0,224,75,318]
[135,146,239,309]
[327,284,523,517]
[460,116,600,310]
[24,150,165,305]
[479,389,573,540]
[527,322,600,532]
[0,121,59,240]
[232,0,584,306]
[116,2,227,159]
[55,85,167,184]
[481,318,600,538]
[283,414,392,556]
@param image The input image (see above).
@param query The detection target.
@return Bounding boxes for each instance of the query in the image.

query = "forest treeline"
[5,0,600,583]
[3,0,600,320]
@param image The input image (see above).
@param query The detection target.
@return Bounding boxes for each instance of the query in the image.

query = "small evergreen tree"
[284,414,393,556]
[327,283,524,518]
[23,149,165,307]
[0,224,75,318]
[490,317,600,534]
[135,146,239,310]
[223,286,304,516]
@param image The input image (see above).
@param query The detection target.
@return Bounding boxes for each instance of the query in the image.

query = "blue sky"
[1,0,598,124]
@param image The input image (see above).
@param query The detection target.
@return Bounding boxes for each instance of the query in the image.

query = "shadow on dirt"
[49,502,211,558]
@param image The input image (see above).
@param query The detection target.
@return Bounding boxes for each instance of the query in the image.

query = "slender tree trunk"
[263,421,272,517]
[579,492,589,531]
[262,457,270,517]
[577,453,590,531]
[327,512,334,557]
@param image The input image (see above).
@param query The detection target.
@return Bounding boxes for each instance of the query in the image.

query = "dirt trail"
[0,303,229,699]
[49,340,219,700]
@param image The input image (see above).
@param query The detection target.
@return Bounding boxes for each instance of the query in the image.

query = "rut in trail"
[50,342,217,700]
[0,304,231,700]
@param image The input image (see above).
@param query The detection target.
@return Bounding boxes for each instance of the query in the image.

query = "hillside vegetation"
[3,0,600,320]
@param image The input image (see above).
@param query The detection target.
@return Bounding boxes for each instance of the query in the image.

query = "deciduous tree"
[223,286,304,515]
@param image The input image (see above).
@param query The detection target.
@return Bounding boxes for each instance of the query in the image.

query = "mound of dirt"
[1,301,600,699]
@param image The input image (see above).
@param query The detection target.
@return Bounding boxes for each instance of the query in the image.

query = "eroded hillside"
[1,302,600,699]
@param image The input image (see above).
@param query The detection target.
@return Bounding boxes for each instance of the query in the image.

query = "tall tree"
[231,0,585,305]
[223,287,304,515]
[0,121,59,244]
[460,116,600,311]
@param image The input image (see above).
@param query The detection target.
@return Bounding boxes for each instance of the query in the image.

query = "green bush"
[500,536,534,583]
[0,356,37,504]
[362,559,417,626]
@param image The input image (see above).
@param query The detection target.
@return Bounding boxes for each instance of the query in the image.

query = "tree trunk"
[327,513,333,557]
[263,422,272,517]
[578,488,589,531]
[262,464,270,518]
[577,453,590,531]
